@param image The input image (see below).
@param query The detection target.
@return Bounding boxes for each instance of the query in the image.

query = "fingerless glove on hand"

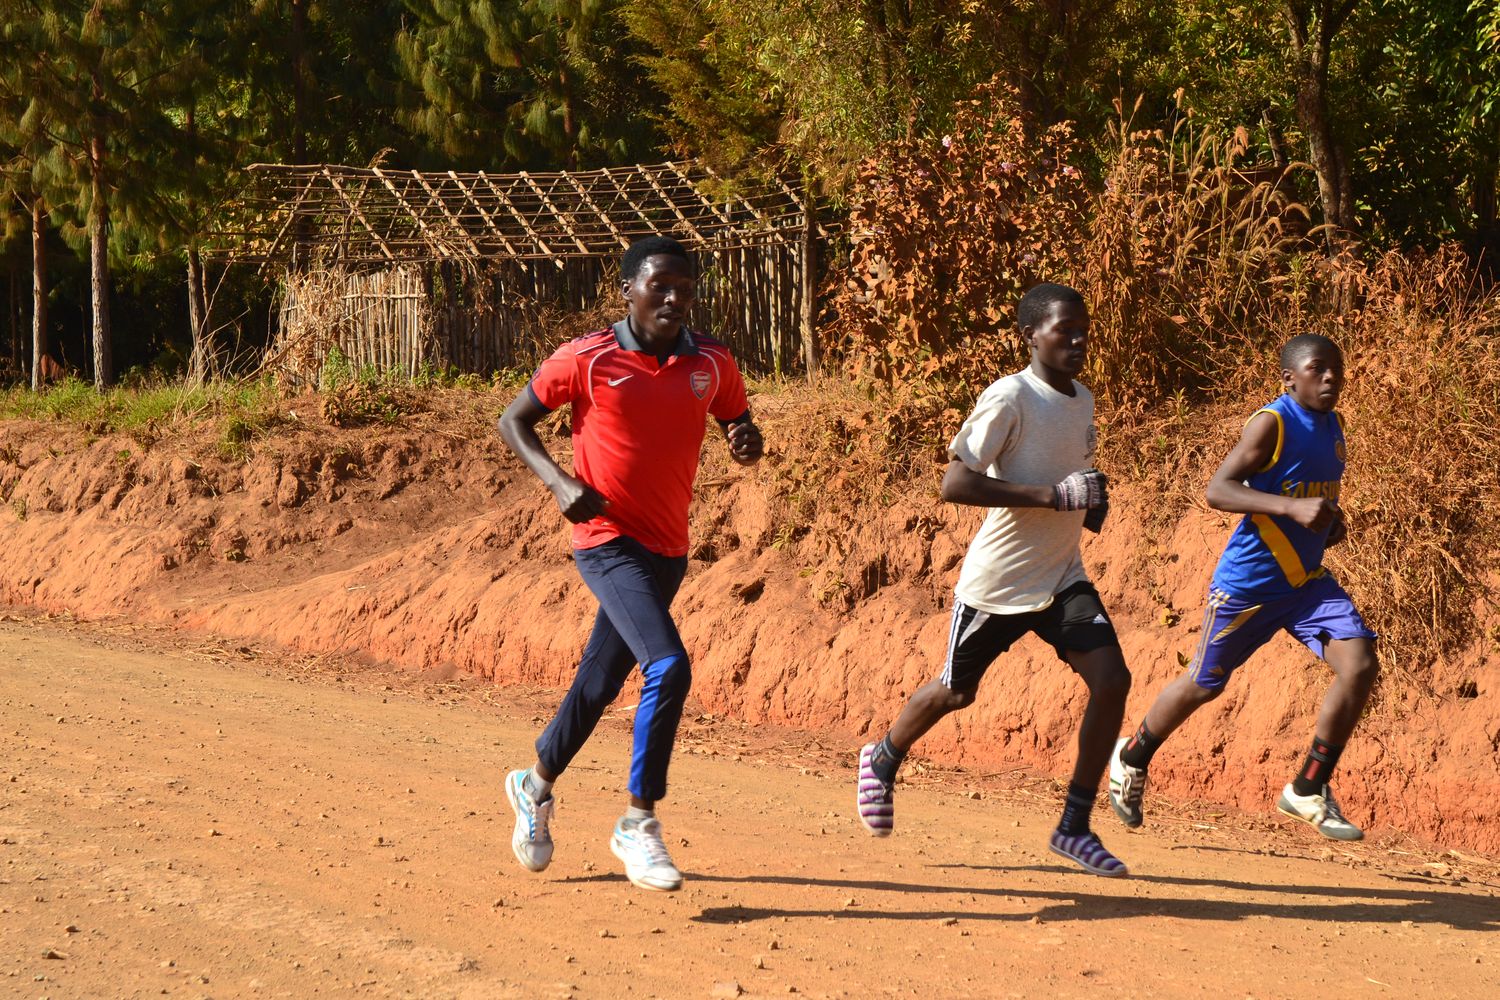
[1053,469,1108,511]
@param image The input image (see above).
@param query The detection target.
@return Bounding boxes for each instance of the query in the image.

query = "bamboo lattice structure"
[222,161,821,381]
[226,161,811,264]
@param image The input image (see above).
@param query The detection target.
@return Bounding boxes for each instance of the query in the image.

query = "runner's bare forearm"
[940,460,1055,509]
[498,391,570,491]
[498,392,609,523]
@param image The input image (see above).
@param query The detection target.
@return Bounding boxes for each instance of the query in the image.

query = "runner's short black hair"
[1017,282,1085,330]
[1279,333,1342,370]
[622,236,694,281]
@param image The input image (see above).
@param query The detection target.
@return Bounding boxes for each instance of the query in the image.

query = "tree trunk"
[31,199,48,392]
[1262,106,1290,169]
[1285,1,1360,249]
[288,0,312,271]
[187,246,210,384]
[89,128,112,389]
[8,261,19,378]
[291,0,308,163]
[184,102,211,383]
[1294,66,1355,239]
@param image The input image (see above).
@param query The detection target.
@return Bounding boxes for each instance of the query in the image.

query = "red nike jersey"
[527,323,750,556]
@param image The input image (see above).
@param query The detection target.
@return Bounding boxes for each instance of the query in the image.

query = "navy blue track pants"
[535,536,691,802]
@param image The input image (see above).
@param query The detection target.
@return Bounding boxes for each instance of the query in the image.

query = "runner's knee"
[643,650,691,696]
[1186,678,1225,704]
[937,685,976,712]
[1089,663,1131,702]
[579,664,630,705]
[1334,646,1379,689]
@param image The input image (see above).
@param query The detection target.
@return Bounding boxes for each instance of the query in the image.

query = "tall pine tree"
[396,0,660,168]
[0,6,63,389]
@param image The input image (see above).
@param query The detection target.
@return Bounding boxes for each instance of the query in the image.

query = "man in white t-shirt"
[854,282,1132,876]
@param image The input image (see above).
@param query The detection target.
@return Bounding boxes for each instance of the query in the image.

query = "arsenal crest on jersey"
[690,370,712,399]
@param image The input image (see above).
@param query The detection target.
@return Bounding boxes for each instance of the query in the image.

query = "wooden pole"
[31,199,47,391]
[768,244,782,376]
[743,247,755,369]
[800,211,819,381]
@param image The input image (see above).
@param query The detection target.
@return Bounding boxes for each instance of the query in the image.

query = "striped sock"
[1058,782,1097,835]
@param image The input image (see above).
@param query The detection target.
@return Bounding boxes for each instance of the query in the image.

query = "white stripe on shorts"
[940,601,990,688]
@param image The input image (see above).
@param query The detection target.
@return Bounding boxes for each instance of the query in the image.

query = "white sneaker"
[610,817,683,892]
[1108,737,1147,829]
[505,769,555,871]
[1276,783,1364,841]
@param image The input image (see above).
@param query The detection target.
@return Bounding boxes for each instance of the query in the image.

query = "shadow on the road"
[556,874,631,886]
[681,869,1498,930]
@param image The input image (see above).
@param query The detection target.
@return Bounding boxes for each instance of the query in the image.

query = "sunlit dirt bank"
[1,388,1495,853]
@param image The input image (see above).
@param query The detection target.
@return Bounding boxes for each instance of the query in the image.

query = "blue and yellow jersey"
[1211,393,1346,601]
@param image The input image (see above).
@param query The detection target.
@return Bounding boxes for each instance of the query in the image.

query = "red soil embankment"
[1,395,1496,852]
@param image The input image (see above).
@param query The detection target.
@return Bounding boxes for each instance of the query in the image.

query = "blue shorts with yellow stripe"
[1186,574,1376,692]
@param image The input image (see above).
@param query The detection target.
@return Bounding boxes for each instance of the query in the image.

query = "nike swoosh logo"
[607,375,632,386]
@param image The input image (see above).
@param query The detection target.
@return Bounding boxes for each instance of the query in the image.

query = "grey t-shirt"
[948,367,1096,613]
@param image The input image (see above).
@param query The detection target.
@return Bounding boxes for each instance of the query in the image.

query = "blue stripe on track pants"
[534,536,691,802]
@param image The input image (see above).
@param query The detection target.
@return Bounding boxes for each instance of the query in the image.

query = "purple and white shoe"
[1048,829,1128,877]
[857,743,894,837]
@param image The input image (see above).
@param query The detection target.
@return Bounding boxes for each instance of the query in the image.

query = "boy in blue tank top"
[1107,334,1378,841]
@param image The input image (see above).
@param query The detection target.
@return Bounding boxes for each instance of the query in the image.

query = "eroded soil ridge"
[2,399,1495,852]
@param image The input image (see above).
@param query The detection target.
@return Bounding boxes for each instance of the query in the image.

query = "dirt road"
[2,617,1497,1000]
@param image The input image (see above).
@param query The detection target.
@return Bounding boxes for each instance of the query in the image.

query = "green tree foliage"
[1,1,251,387]
[133,2,246,382]
[0,1,167,387]
[395,0,661,168]
[624,0,1181,195]
[1352,1,1500,251]
[0,11,58,387]
[1114,1,1361,239]
[2,0,1498,389]
[1126,1,1500,253]
[621,0,780,173]
[235,1,413,165]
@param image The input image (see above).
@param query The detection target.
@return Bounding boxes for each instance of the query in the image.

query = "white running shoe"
[505,769,555,871]
[610,817,683,892]
[1276,783,1364,841]
[1108,737,1147,829]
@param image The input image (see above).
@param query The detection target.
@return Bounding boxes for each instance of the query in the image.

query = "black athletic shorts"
[940,581,1120,692]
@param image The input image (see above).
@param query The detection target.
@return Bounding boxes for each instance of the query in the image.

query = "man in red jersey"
[498,235,763,892]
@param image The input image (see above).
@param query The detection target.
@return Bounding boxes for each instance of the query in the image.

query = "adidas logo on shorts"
[1091,613,1109,624]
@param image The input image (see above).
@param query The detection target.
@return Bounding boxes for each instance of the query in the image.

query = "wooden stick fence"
[273,241,809,384]
[233,160,826,381]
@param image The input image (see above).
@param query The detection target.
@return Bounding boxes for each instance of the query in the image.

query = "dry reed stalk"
[266,267,350,388]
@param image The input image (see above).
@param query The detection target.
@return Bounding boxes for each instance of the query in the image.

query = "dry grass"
[267,268,351,389]
[1083,104,1313,411]
[823,84,1500,700]
[1107,246,1500,696]
[1312,250,1500,692]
